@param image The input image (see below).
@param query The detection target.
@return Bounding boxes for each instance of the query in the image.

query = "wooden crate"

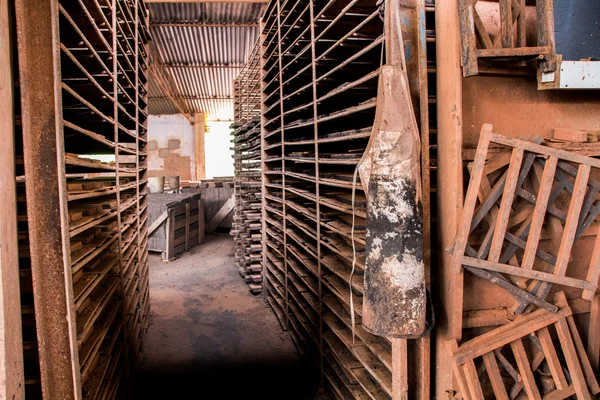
[148,193,205,261]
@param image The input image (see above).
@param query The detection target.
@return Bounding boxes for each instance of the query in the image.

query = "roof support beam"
[165,64,245,69]
[150,96,233,100]
[151,22,259,27]
[145,0,267,3]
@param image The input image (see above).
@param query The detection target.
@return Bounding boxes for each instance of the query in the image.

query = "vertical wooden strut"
[0,0,25,397]
[14,0,81,398]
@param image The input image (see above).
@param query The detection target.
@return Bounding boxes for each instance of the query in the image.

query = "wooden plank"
[537,327,568,390]
[472,8,493,49]
[489,147,524,262]
[482,352,509,400]
[521,156,557,270]
[198,198,206,244]
[463,359,485,400]
[147,211,168,236]
[477,46,551,57]
[415,336,430,400]
[565,311,600,394]
[446,340,472,399]
[499,0,513,48]
[452,124,492,274]
[510,339,541,400]
[553,128,588,143]
[463,265,558,313]
[490,133,600,169]
[451,307,568,365]
[145,0,268,3]
[165,208,175,260]
[587,295,600,371]
[554,164,591,276]
[0,0,25,396]
[185,203,190,252]
[583,228,600,300]
[458,0,479,76]
[515,0,526,47]
[391,338,408,400]
[207,195,235,233]
[461,256,592,291]
[194,112,206,180]
[555,318,592,400]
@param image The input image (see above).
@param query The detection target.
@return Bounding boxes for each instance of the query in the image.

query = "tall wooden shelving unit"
[260,0,393,396]
[260,0,438,397]
[13,0,151,398]
[233,42,261,125]
[232,44,263,293]
[232,117,263,293]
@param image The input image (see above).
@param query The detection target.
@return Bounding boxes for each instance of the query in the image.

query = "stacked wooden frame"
[259,0,438,397]
[232,44,263,293]
[447,126,600,398]
[232,117,263,293]
[233,42,261,125]
[12,0,150,398]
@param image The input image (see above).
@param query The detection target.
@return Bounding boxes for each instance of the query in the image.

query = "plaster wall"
[148,115,196,181]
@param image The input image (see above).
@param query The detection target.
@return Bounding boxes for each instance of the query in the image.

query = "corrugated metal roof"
[147,3,264,120]
[149,2,264,24]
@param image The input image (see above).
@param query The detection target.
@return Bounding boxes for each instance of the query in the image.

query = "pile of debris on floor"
[448,123,600,398]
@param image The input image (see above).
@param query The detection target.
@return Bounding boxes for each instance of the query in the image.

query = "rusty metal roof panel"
[151,26,258,66]
[146,3,264,119]
[148,2,264,24]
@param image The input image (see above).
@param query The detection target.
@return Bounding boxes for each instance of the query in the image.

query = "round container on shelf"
[168,175,181,190]
[148,176,165,193]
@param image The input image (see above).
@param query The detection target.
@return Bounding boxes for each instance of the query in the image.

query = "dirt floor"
[134,235,325,399]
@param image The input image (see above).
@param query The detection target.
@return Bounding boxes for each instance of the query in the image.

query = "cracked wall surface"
[148,115,196,181]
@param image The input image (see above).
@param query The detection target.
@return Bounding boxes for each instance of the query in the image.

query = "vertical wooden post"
[0,1,25,397]
[536,0,555,71]
[457,0,478,76]
[166,208,175,260]
[392,339,409,400]
[308,0,324,381]
[198,198,206,244]
[416,1,431,397]
[435,0,464,397]
[14,0,81,398]
[588,295,600,371]
[275,0,289,331]
[499,0,513,48]
[259,17,269,299]
[185,202,190,251]
[194,112,206,180]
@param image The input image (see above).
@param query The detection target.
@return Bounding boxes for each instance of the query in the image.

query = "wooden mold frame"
[446,294,600,399]
[457,0,556,77]
[451,124,600,336]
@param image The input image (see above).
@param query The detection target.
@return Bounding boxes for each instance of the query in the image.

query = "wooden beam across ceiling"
[151,22,259,27]
[165,64,245,69]
[149,96,233,100]
[145,0,267,3]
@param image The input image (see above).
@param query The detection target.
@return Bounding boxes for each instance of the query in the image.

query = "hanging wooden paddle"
[357,0,427,338]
